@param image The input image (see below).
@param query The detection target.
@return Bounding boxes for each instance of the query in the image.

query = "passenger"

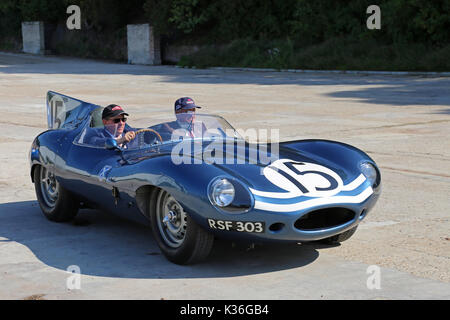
[89,104,137,147]
[161,97,206,139]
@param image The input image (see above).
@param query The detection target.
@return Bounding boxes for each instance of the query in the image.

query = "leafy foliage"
[143,0,449,46]
[0,0,448,70]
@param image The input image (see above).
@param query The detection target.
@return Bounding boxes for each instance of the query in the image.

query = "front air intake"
[294,208,355,231]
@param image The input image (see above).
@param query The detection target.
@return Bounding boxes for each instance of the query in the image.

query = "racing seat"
[76,108,104,145]
[90,107,104,128]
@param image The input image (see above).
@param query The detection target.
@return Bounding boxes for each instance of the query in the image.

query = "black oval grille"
[294,208,356,231]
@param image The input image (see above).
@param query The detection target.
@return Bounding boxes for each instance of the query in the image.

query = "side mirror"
[105,138,119,151]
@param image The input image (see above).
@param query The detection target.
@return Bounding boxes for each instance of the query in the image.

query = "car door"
[64,142,121,205]
[55,110,133,211]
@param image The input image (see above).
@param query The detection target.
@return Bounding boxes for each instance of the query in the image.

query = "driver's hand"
[124,131,136,143]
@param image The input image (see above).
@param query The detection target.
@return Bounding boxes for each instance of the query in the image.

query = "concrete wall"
[22,22,45,55]
[127,24,161,65]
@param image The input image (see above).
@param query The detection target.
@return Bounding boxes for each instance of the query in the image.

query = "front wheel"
[34,165,79,222]
[319,226,358,245]
[149,188,214,265]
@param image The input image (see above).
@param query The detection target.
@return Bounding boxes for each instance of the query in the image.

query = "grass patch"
[178,37,450,72]
[0,37,22,53]
[51,28,127,61]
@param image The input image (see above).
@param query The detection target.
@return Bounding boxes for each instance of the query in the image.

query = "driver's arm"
[116,131,136,145]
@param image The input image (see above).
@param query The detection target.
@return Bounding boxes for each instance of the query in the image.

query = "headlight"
[209,178,235,207]
[360,162,378,188]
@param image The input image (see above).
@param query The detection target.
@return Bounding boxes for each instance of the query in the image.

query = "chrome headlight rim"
[207,177,254,214]
[208,177,235,208]
[360,161,380,189]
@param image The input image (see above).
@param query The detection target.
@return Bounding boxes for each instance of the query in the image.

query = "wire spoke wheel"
[34,165,79,222]
[150,188,215,265]
[39,166,59,208]
[156,190,188,248]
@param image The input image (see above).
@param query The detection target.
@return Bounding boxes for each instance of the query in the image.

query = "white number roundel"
[263,159,344,198]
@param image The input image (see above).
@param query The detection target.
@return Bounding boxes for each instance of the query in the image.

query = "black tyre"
[149,188,214,265]
[34,165,79,222]
[319,226,358,245]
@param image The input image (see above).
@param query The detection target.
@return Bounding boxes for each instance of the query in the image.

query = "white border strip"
[341,174,366,191]
[250,174,367,199]
[254,187,373,213]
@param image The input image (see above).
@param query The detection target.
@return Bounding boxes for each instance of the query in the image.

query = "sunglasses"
[177,109,196,114]
[112,117,127,123]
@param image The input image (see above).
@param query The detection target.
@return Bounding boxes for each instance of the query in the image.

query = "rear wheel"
[149,188,214,265]
[34,165,79,222]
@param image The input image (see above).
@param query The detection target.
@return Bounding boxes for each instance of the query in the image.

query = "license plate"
[207,219,265,234]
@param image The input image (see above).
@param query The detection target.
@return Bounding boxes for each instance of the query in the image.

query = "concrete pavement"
[0,52,449,299]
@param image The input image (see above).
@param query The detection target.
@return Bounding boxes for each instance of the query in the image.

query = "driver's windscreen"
[77,112,242,150]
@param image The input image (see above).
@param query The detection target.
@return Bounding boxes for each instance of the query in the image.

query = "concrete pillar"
[22,21,45,54]
[127,24,161,65]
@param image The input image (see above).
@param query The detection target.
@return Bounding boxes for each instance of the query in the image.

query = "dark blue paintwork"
[30,92,381,243]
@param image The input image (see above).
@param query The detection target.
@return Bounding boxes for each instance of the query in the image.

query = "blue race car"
[30,92,381,265]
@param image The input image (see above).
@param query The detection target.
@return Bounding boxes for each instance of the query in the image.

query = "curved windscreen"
[76,113,243,150]
[148,114,242,144]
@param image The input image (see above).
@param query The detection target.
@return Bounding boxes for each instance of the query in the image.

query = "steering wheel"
[135,128,163,145]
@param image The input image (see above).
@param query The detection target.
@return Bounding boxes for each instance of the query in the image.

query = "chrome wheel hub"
[40,167,59,208]
[156,191,187,248]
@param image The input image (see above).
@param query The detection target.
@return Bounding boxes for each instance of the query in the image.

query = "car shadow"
[0,201,320,279]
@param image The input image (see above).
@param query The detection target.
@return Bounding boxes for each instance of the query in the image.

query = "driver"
[89,104,137,147]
